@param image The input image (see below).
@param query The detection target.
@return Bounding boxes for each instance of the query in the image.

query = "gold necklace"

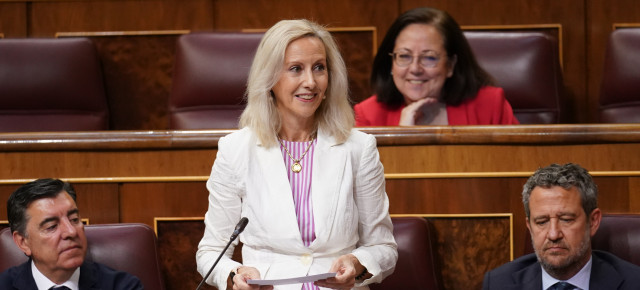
[279,137,315,173]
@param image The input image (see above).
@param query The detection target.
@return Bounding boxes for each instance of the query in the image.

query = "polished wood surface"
[1,125,639,264]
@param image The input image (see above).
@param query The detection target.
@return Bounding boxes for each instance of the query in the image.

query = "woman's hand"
[399,97,438,125]
[231,266,273,290]
[314,254,367,289]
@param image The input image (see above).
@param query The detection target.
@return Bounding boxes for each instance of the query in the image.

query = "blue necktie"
[549,281,577,290]
[49,286,71,290]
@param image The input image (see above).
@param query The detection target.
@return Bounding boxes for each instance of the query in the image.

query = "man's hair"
[7,178,77,235]
[522,163,598,219]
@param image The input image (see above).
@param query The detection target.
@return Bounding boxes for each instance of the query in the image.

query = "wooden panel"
[0,2,27,37]
[155,215,510,290]
[400,0,586,123]
[331,28,375,103]
[586,0,640,123]
[58,32,186,130]
[120,182,209,226]
[213,0,398,42]
[429,216,510,290]
[29,0,214,36]
[0,183,118,224]
[155,218,217,290]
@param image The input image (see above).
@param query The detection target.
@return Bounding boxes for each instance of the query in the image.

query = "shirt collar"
[541,255,592,290]
[31,260,80,290]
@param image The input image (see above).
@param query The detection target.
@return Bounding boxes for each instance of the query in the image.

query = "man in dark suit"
[483,163,640,290]
[0,178,142,290]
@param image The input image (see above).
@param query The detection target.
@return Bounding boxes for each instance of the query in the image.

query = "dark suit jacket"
[482,250,640,290]
[0,259,143,290]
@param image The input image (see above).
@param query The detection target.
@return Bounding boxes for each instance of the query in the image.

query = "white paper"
[247,272,336,286]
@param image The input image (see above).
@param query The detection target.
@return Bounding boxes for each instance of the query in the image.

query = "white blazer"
[196,127,397,290]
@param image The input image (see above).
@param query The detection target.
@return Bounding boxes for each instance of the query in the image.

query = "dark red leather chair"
[0,223,165,290]
[0,38,108,132]
[371,216,442,290]
[599,28,640,123]
[465,31,567,124]
[524,214,640,266]
[169,32,264,129]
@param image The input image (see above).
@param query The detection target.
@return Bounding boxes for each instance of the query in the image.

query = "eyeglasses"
[389,51,441,68]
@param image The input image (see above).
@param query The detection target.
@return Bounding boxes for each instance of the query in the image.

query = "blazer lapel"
[590,253,623,289]
[254,137,304,247]
[13,260,38,290]
[309,129,346,247]
[510,262,543,290]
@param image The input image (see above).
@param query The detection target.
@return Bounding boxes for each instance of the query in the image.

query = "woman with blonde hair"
[196,19,397,290]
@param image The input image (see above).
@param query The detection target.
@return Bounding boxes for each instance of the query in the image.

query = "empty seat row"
[0,29,638,132]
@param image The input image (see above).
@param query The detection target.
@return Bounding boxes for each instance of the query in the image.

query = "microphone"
[196,217,249,290]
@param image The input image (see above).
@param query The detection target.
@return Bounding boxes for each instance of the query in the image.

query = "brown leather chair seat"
[599,28,640,123]
[465,31,566,124]
[169,32,264,129]
[370,216,442,290]
[0,223,165,290]
[0,38,108,132]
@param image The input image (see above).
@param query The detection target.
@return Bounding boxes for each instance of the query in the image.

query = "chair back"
[0,223,165,290]
[465,31,566,124]
[524,214,640,266]
[169,32,263,129]
[370,216,442,290]
[0,38,108,132]
[599,28,640,123]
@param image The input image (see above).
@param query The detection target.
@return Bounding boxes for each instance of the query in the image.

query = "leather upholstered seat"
[599,28,640,123]
[169,32,263,129]
[0,223,165,290]
[464,31,566,124]
[0,38,108,132]
[370,216,442,290]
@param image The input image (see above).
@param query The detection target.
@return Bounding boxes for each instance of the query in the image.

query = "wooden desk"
[1,124,639,289]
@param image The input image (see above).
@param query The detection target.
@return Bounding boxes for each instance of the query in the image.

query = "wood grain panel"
[586,0,640,123]
[119,182,209,226]
[0,183,118,224]
[331,29,375,103]
[29,0,214,36]
[0,149,215,179]
[377,143,640,173]
[155,215,510,290]
[430,217,510,290]
[213,0,398,43]
[0,2,27,37]
[400,0,586,123]
[82,33,183,130]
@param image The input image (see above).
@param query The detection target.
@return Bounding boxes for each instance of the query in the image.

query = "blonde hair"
[239,19,354,147]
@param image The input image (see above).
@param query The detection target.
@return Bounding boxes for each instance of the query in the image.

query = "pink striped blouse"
[279,138,317,247]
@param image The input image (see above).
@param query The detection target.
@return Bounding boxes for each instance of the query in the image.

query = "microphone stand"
[196,217,248,290]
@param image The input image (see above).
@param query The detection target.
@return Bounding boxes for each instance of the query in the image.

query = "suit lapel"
[12,260,38,290]
[590,253,623,289]
[309,129,346,248]
[511,262,543,290]
[255,136,304,245]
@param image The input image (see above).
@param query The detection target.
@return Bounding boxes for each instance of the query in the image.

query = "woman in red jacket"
[355,7,519,126]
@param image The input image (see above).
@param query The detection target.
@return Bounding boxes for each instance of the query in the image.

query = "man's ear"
[525,217,532,233]
[13,231,32,257]
[589,208,602,237]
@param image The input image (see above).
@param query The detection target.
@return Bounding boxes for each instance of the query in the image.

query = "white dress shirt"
[542,255,593,290]
[31,260,80,290]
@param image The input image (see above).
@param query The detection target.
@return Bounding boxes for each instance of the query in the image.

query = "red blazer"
[354,86,520,126]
